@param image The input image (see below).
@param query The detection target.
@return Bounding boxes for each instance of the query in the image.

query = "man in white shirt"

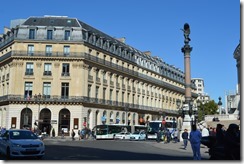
[201,126,209,137]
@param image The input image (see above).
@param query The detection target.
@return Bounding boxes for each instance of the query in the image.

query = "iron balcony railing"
[1,50,197,97]
[0,94,178,114]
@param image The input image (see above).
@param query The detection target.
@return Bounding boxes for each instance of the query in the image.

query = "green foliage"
[197,100,218,121]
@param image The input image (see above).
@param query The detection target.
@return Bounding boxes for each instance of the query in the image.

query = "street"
[0,137,210,160]
[41,138,209,160]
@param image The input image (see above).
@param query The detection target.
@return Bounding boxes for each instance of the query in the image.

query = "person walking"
[189,124,202,160]
[181,129,189,149]
[71,129,76,141]
[61,129,64,139]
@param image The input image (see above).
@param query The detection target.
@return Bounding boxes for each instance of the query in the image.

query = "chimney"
[116,37,126,43]
[143,51,151,56]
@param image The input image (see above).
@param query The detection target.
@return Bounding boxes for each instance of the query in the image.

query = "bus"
[131,125,148,133]
[92,124,131,140]
[147,120,177,140]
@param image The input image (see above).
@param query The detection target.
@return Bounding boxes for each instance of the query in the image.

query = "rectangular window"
[110,89,113,101]
[64,30,70,40]
[47,30,53,40]
[122,92,124,103]
[88,85,91,97]
[64,46,70,56]
[62,63,70,76]
[73,118,79,129]
[44,63,52,76]
[95,86,99,99]
[25,82,33,99]
[116,91,119,102]
[43,82,51,98]
[25,63,34,75]
[27,45,34,56]
[45,45,52,56]
[11,117,17,129]
[103,88,106,100]
[61,82,69,99]
[29,29,35,39]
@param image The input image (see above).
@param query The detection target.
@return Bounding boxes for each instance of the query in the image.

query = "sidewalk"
[148,141,210,159]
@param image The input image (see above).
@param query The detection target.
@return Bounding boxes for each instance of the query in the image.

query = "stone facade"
[0,16,197,136]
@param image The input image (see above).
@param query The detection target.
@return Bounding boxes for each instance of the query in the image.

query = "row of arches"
[18,107,148,136]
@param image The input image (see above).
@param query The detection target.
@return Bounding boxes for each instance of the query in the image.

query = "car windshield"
[133,131,140,135]
[9,131,38,140]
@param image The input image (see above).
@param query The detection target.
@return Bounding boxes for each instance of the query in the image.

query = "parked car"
[0,129,45,159]
[114,132,131,140]
[130,130,146,141]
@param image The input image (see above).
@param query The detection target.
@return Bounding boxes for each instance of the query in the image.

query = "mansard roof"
[23,16,80,27]
[21,16,181,71]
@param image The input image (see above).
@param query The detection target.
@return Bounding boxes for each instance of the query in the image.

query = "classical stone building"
[0,16,197,136]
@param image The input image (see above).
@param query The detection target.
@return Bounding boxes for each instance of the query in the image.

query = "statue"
[181,23,191,43]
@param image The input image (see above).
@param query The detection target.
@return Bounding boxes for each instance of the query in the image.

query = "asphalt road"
[0,138,210,161]
[41,138,210,160]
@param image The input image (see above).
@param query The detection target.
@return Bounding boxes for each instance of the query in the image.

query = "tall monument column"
[181,23,193,105]
[180,23,193,140]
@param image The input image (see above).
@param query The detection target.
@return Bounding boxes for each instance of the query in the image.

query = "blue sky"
[0,0,241,108]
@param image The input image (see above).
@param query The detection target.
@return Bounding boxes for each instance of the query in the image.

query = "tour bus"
[131,125,148,133]
[92,124,131,140]
[147,120,177,140]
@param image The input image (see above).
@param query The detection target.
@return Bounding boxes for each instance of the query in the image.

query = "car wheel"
[123,137,125,140]
[6,147,11,160]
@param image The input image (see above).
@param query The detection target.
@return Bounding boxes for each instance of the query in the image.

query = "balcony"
[25,71,34,76]
[88,75,93,83]
[61,72,70,76]
[96,77,101,84]
[116,83,120,89]
[103,79,108,86]
[43,71,52,76]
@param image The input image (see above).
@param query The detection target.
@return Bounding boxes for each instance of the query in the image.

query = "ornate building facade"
[0,16,197,136]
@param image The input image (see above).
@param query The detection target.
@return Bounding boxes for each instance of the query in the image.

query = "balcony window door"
[45,45,52,56]
[62,63,70,76]
[43,82,51,99]
[28,45,34,56]
[61,83,69,99]
[47,30,53,40]
[25,63,34,75]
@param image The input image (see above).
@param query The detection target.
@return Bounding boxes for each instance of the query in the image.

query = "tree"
[197,100,218,122]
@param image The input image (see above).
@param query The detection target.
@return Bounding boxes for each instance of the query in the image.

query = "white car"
[130,131,146,141]
[0,129,45,159]
[114,132,131,140]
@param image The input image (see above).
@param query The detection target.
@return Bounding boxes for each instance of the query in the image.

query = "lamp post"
[218,97,222,115]
[124,105,129,125]
[34,93,42,132]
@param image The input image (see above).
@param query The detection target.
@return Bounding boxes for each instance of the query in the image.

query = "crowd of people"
[189,123,240,160]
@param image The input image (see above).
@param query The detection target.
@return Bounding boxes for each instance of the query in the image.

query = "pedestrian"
[223,123,240,160]
[215,124,225,146]
[61,129,64,139]
[78,130,81,140]
[201,126,209,137]
[71,129,76,141]
[189,124,202,160]
[156,129,161,143]
[181,129,189,149]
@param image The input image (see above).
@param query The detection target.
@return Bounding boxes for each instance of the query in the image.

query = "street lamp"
[188,100,194,125]
[34,93,42,132]
[218,97,222,115]
[124,105,129,125]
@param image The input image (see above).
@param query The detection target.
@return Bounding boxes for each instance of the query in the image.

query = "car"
[130,130,146,141]
[0,129,45,159]
[114,132,131,140]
